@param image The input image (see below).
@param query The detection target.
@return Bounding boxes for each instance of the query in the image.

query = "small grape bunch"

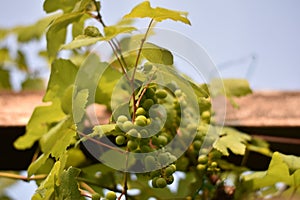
[150,164,176,188]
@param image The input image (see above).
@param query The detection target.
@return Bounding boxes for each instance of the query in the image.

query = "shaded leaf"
[14,99,66,149]
[55,167,84,200]
[21,78,45,91]
[0,69,11,90]
[28,154,51,177]
[213,127,251,156]
[142,42,173,65]
[124,1,191,24]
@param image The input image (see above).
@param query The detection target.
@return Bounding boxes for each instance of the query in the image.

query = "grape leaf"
[60,35,102,50]
[13,14,60,42]
[0,68,11,90]
[44,59,78,102]
[211,78,252,98]
[21,78,45,91]
[213,127,251,156]
[73,89,89,123]
[55,167,84,200]
[142,42,173,65]
[123,1,191,25]
[32,160,61,200]
[44,0,80,13]
[28,154,50,177]
[278,152,300,173]
[103,26,136,41]
[14,99,66,149]
[40,117,77,159]
[46,12,84,59]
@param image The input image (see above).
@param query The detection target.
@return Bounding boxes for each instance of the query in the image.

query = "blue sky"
[1,0,300,90]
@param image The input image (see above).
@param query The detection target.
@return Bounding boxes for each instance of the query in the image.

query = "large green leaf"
[44,0,80,13]
[46,12,84,59]
[40,117,77,159]
[14,99,66,149]
[55,167,84,200]
[213,127,251,156]
[142,42,173,65]
[123,1,191,25]
[212,78,252,98]
[44,59,78,102]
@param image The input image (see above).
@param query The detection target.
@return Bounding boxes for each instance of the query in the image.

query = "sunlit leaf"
[213,127,251,156]
[28,154,50,177]
[44,0,80,13]
[14,99,66,149]
[103,26,136,41]
[73,89,89,123]
[44,59,78,102]
[47,12,84,59]
[123,1,191,25]
[142,42,173,65]
[60,35,102,50]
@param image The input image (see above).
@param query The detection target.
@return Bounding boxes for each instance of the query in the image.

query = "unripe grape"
[193,140,202,150]
[174,89,182,97]
[140,145,151,153]
[127,140,138,151]
[157,135,168,146]
[155,89,167,99]
[122,121,133,132]
[126,129,139,139]
[134,115,147,126]
[201,111,211,120]
[151,177,158,188]
[150,170,160,179]
[197,155,208,164]
[156,177,167,188]
[145,88,155,98]
[84,26,102,37]
[91,193,100,200]
[158,153,169,165]
[211,161,218,168]
[165,175,174,184]
[115,135,125,145]
[169,164,176,171]
[105,191,117,200]
[142,99,154,110]
[165,166,175,177]
[145,155,157,171]
[196,164,206,172]
[135,107,147,116]
[117,115,128,123]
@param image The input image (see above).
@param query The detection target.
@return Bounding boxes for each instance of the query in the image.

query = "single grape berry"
[142,99,154,110]
[117,115,128,123]
[157,135,168,146]
[145,88,156,98]
[193,140,202,150]
[155,89,167,99]
[165,166,175,177]
[122,121,134,132]
[134,115,147,126]
[105,191,117,200]
[150,170,161,179]
[127,140,138,151]
[196,164,206,172]
[156,177,167,188]
[158,153,169,165]
[197,155,208,164]
[135,107,147,116]
[151,177,158,188]
[145,155,157,171]
[115,135,125,145]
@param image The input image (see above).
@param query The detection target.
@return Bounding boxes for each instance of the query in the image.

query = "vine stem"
[131,18,154,122]
[0,172,47,182]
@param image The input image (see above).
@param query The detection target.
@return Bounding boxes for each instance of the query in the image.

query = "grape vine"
[0,1,299,200]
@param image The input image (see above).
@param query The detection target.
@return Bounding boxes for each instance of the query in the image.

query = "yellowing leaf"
[103,26,136,41]
[123,1,191,25]
[213,127,251,156]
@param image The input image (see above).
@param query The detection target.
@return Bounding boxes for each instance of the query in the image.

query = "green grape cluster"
[150,164,176,188]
